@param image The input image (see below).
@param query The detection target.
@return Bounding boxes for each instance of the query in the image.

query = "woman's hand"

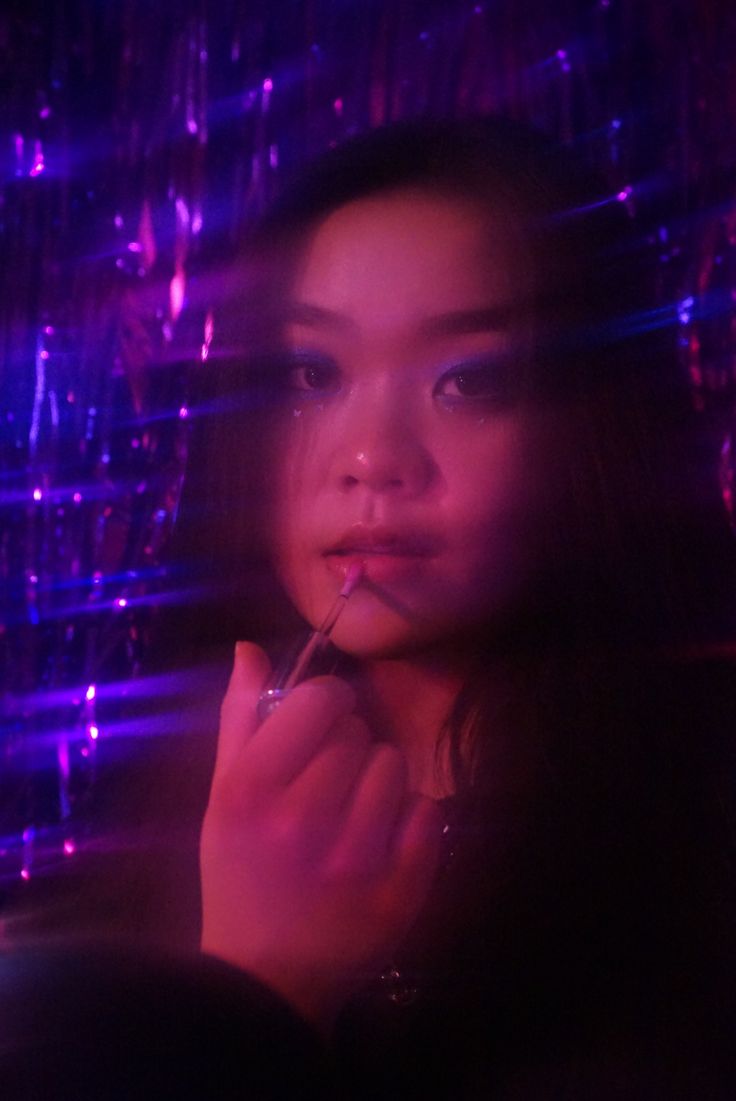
[200,642,442,1032]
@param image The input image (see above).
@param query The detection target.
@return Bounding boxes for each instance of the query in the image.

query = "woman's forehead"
[286,189,534,336]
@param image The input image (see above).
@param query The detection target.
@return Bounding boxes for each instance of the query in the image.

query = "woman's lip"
[328,545,427,556]
[324,550,431,583]
[325,528,442,557]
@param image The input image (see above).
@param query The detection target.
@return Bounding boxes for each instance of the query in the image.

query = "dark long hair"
[208,116,736,656]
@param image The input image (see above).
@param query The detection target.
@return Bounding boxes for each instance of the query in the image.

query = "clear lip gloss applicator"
[257,561,364,721]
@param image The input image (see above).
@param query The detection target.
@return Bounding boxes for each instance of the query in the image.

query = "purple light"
[187,117,198,135]
[616,186,632,202]
[263,76,273,93]
[33,487,42,502]
[40,349,49,360]
[88,724,99,740]
[127,241,142,253]
[63,839,76,856]
[115,597,128,609]
[678,295,695,324]
[73,491,82,504]
[29,160,45,177]
[85,684,96,702]
[178,405,189,419]
[333,98,343,115]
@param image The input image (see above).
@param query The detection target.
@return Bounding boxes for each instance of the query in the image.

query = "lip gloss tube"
[257,562,364,721]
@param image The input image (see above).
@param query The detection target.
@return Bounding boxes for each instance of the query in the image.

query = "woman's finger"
[328,744,407,877]
[282,714,372,830]
[213,641,272,784]
[390,793,443,896]
[236,675,356,794]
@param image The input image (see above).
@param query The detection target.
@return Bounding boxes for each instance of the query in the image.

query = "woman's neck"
[354,654,468,800]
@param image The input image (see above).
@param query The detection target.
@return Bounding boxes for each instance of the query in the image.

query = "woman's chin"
[327,607,465,663]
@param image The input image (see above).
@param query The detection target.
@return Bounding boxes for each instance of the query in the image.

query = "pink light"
[39,106,51,120]
[263,77,273,93]
[187,118,199,135]
[115,597,128,609]
[178,405,189,419]
[29,161,45,177]
[85,684,96,702]
[33,487,42,502]
[617,186,633,202]
[20,868,30,881]
[169,270,186,322]
[63,839,76,856]
[40,349,49,360]
[333,98,343,115]
[73,491,82,504]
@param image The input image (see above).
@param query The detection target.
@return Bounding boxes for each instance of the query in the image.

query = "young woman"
[198,118,736,1096]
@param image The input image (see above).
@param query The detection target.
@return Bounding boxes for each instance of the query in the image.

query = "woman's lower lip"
[324,552,429,583]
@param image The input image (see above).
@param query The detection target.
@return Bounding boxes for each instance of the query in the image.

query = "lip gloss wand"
[258,562,364,720]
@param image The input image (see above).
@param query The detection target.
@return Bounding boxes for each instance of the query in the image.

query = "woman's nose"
[329,414,437,499]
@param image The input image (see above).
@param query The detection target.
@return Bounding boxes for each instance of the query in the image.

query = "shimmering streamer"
[1,0,735,888]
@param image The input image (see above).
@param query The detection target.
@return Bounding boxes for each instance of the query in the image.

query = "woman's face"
[267,188,555,659]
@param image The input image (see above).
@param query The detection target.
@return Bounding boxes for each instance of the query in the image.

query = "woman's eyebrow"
[282,302,356,331]
[282,302,519,336]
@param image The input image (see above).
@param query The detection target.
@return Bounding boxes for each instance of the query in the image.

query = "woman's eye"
[433,360,509,404]
[286,355,341,394]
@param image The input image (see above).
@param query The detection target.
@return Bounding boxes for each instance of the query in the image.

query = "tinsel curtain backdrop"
[1,0,735,890]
